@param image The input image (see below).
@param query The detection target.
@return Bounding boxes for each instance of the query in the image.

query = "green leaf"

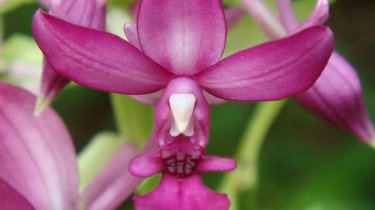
[0,0,34,14]
[2,34,42,65]
[111,94,153,146]
[108,0,135,9]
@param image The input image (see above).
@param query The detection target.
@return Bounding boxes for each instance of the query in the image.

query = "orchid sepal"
[36,0,108,113]
[197,26,334,101]
[32,10,173,95]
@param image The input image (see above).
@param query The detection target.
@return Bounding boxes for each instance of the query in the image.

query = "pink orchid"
[243,0,375,142]
[32,0,333,208]
[0,83,142,210]
[33,0,333,147]
[36,0,107,114]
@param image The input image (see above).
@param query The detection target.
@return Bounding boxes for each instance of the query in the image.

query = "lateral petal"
[129,154,163,178]
[0,83,79,210]
[197,26,334,101]
[295,52,375,142]
[33,11,172,95]
[137,0,226,75]
[124,23,141,50]
[197,156,236,173]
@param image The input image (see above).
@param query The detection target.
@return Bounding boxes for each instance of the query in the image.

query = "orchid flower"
[0,82,143,210]
[35,0,107,114]
[243,0,375,142]
[32,0,333,146]
[32,0,333,208]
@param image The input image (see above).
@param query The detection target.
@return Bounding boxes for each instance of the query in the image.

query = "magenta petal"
[295,52,375,142]
[33,11,172,95]
[129,154,163,178]
[130,91,162,105]
[37,0,107,112]
[0,178,35,210]
[242,0,286,39]
[48,0,106,30]
[81,144,142,210]
[275,0,299,31]
[37,60,70,111]
[124,23,141,50]
[137,0,226,75]
[64,0,106,30]
[197,26,334,101]
[224,7,244,29]
[0,83,79,210]
[197,156,236,173]
[134,174,230,210]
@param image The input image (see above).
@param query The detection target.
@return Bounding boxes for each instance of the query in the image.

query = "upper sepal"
[197,26,334,101]
[137,0,226,75]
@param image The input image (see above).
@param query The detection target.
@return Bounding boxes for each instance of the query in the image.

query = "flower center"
[161,137,203,176]
[163,153,198,176]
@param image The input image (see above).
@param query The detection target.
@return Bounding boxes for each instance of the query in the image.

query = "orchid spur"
[0,83,143,210]
[243,0,375,142]
[32,0,333,208]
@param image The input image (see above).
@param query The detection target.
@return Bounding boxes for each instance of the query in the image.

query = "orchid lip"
[169,93,196,137]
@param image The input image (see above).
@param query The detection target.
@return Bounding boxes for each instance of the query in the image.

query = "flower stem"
[219,100,286,210]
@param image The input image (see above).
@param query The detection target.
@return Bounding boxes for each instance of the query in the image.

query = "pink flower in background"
[0,83,143,210]
[243,0,374,142]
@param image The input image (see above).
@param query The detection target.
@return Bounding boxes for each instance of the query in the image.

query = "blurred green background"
[1,0,374,209]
